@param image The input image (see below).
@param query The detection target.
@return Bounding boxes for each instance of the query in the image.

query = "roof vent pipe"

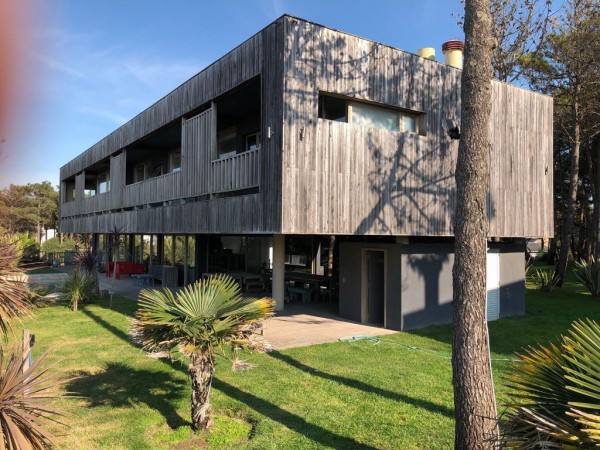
[442,40,465,69]
[416,47,436,61]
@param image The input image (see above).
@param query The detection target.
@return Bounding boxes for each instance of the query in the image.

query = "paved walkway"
[58,266,398,349]
[263,303,397,350]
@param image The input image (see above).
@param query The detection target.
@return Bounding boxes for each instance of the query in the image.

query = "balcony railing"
[210,149,260,194]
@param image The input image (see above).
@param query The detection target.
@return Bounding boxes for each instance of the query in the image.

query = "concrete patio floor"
[58,266,398,350]
[262,303,398,350]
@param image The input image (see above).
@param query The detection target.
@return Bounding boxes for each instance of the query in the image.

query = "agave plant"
[130,274,275,430]
[0,347,67,450]
[0,234,32,338]
[502,319,600,449]
[573,257,600,297]
[534,268,559,292]
[59,269,96,311]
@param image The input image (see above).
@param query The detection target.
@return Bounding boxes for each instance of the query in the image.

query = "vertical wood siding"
[281,16,553,238]
[60,19,285,235]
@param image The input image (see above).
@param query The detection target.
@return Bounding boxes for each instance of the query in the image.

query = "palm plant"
[73,242,100,296]
[0,234,32,337]
[501,319,600,448]
[573,257,600,297]
[130,274,275,430]
[59,269,96,311]
[0,347,67,450]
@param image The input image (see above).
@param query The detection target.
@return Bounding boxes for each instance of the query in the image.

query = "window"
[97,172,110,194]
[318,95,347,122]
[318,93,424,135]
[217,126,237,158]
[134,162,149,183]
[245,132,261,151]
[84,189,96,198]
[351,102,400,132]
[169,151,181,172]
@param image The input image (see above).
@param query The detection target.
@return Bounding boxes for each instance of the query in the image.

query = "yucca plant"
[130,274,275,430]
[0,234,32,338]
[0,347,67,450]
[573,257,600,297]
[534,268,559,292]
[501,319,600,449]
[59,269,96,311]
[73,246,100,296]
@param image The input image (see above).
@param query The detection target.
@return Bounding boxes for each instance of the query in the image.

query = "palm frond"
[0,235,33,339]
[0,347,70,450]
[131,274,275,357]
[501,319,600,449]
[573,258,600,297]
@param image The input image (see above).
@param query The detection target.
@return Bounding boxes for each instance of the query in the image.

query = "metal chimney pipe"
[442,40,465,69]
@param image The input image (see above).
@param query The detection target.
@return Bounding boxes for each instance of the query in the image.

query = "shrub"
[15,233,41,263]
[573,257,600,297]
[533,268,559,292]
[59,270,96,311]
[501,319,600,449]
[41,237,76,255]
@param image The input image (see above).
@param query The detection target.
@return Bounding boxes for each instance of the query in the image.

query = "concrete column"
[194,235,209,280]
[272,234,285,311]
[157,235,164,265]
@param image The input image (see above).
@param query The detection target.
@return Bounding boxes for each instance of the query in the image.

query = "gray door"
[366,250,385,325]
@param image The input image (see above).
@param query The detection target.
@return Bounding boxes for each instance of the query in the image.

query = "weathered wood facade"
[60,15,553,239]
[281,17,553,237]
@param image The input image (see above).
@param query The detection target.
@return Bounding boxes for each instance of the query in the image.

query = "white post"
[272,234,285,311]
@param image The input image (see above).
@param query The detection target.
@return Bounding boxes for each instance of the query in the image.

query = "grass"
[20,269,600,449]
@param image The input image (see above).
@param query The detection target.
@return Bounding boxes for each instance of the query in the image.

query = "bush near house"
[40,237,76,255]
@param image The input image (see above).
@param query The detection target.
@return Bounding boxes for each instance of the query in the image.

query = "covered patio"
[64,267,396,350]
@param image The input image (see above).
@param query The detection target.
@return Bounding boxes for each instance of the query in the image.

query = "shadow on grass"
[213,378,378,450]
[405,286,600,357]
[269,351,453,418]
[81,308,135,347]
[67,362,189,429]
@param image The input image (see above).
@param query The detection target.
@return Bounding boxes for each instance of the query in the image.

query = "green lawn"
[22,273,600,449]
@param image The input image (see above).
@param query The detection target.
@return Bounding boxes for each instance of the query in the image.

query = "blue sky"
[2,0,462,188]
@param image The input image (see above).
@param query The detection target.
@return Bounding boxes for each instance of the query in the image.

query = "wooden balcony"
[210,149,260,194]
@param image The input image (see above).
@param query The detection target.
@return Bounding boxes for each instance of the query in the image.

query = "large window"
[217,127,237,158]
[97,172,110,194]
[169,151,181,172]
[318,94,424,134]
[134,162,149,183]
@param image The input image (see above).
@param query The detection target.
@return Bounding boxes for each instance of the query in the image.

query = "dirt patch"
[171,437,208,450]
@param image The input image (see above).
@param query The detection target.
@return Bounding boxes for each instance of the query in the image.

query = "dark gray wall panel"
[498,248,525,317]
[400,243,454,330]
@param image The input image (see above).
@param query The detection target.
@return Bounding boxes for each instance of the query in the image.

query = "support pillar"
[157,235,164,265]
[272,234,285,311]
[194,235,209,280]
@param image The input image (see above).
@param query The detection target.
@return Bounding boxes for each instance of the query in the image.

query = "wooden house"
[59,15,553,330]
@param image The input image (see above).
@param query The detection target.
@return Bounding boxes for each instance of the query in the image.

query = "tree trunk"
[547,237,557,265]
[555,89,581,285]
[452,1,498,449]
[189,354,215,431]
[595,137,600,260]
